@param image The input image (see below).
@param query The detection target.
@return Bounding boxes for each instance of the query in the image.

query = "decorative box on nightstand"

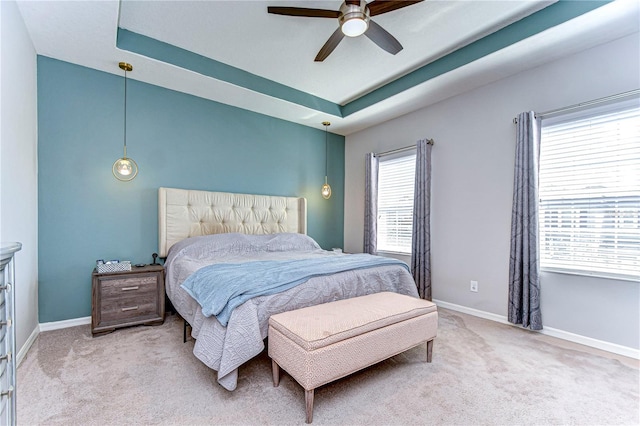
[91,264,165,336]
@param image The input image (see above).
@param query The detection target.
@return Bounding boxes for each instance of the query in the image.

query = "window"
[377,153,416,254]
[539,100,640,281]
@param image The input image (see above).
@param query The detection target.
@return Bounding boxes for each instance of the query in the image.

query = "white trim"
[28,303,640,362]
[16,326,39,367]
[541,267,639,283]
[39,316,91,332]
[539,325,640,360]
[17,317,91,365]
[433,299,511,325]
[433,299,640,360]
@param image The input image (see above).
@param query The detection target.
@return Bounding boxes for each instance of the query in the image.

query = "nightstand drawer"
[100,275,158,299]
[99,291,159,322]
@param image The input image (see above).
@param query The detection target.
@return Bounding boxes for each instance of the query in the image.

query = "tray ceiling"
[16,0,640,135]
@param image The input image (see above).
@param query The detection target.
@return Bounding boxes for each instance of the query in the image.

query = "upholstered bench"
[268,292,438,423]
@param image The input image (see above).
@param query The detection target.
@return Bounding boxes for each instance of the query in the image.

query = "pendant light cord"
[325,125,328,176]
[123,68,127,158]
[323,122,330,177]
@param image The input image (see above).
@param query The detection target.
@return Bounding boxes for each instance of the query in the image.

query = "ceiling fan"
[268,0,424,62]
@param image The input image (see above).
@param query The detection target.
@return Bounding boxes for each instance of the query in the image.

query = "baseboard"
[39,316,91,332]
[539,326,640,360]
[30,305,640,360]
[434,300,512,326]
[17,317,90,365]
[17,326,39,367]
[433,299,640,360]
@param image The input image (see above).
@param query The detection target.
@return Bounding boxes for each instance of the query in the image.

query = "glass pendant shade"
[322,176,332,199]
[112,155,138,181]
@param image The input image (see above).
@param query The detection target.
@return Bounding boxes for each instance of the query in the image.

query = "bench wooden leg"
[272,359,280,387]
[305,389,314,424]
[426,339,434,363]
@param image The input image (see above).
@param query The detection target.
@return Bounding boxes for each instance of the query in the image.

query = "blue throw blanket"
[181,253,409,326]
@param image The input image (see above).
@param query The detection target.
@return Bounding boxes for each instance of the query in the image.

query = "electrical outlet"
[470,280,478,292]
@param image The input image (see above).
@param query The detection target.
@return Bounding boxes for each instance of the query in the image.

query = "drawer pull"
[121,306,139,312]
[0,319,11,328]
[121,286,139,291]
[0,352,12,362]
[0,388,13,399]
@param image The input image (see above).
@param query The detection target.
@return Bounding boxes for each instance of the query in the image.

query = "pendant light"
[321,121,332,199]
[112,62,138,181]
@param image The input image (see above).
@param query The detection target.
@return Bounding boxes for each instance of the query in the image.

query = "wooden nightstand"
[91,264,165,336]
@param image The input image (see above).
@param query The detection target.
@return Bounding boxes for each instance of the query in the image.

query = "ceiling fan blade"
[267,7,340,18]
[367,0,424,17]
[315,27,345,62]
[365,20,403,55]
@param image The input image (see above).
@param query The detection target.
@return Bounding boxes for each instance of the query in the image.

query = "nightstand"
[91,264,165,336]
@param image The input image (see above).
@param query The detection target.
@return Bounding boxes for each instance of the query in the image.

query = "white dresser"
[0,243,20,426]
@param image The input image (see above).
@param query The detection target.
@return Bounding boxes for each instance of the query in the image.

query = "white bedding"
[164,233,419,391]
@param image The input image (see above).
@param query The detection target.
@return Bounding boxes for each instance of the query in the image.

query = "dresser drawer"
[91,265,165,336]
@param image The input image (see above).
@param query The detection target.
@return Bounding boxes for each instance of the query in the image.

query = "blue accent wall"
[37,56,345,323]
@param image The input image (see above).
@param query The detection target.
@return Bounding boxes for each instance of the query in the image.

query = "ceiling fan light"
[339,2,369,37]
[341,15,368,37]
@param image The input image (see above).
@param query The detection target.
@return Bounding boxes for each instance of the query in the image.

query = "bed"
[159,187,419,391]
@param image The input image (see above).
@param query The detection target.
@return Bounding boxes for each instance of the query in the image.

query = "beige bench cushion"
[269,292,436,351]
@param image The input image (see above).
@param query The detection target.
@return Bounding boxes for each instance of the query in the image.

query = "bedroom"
[1,0,639,424]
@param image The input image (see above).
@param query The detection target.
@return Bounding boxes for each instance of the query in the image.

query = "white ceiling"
[118,0,551,105]
[16,0,640,136]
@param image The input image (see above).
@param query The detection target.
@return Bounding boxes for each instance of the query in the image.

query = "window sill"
[377,250,411,256]
[541,267,639,283]
[376,251,412,264]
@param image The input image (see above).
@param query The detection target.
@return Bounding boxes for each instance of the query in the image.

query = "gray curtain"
[508,111,543,330]
[411,139,432,300]
[364,153,378,254]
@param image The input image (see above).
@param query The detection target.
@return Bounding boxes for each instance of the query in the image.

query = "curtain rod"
[374,139,434,157]
[513,88,640,123]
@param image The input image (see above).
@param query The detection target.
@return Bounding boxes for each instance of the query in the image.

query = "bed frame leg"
[426,339,434,363]
[183,319,191,343]
[272,359,280,387]
[305,389,314,424]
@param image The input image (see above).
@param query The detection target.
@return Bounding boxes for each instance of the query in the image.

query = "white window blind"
[539,101,640,281]
[377,153,416,254]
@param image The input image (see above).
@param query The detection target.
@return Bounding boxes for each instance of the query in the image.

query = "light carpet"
[17,309,639,425]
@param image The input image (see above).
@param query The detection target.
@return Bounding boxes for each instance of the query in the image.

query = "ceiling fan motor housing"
[339,1,370,37]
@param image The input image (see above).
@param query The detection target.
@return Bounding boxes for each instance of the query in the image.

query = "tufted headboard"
[158,187,307,257]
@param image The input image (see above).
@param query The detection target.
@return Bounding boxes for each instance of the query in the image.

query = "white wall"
[344,33,640,350]
[0,1,39,354]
